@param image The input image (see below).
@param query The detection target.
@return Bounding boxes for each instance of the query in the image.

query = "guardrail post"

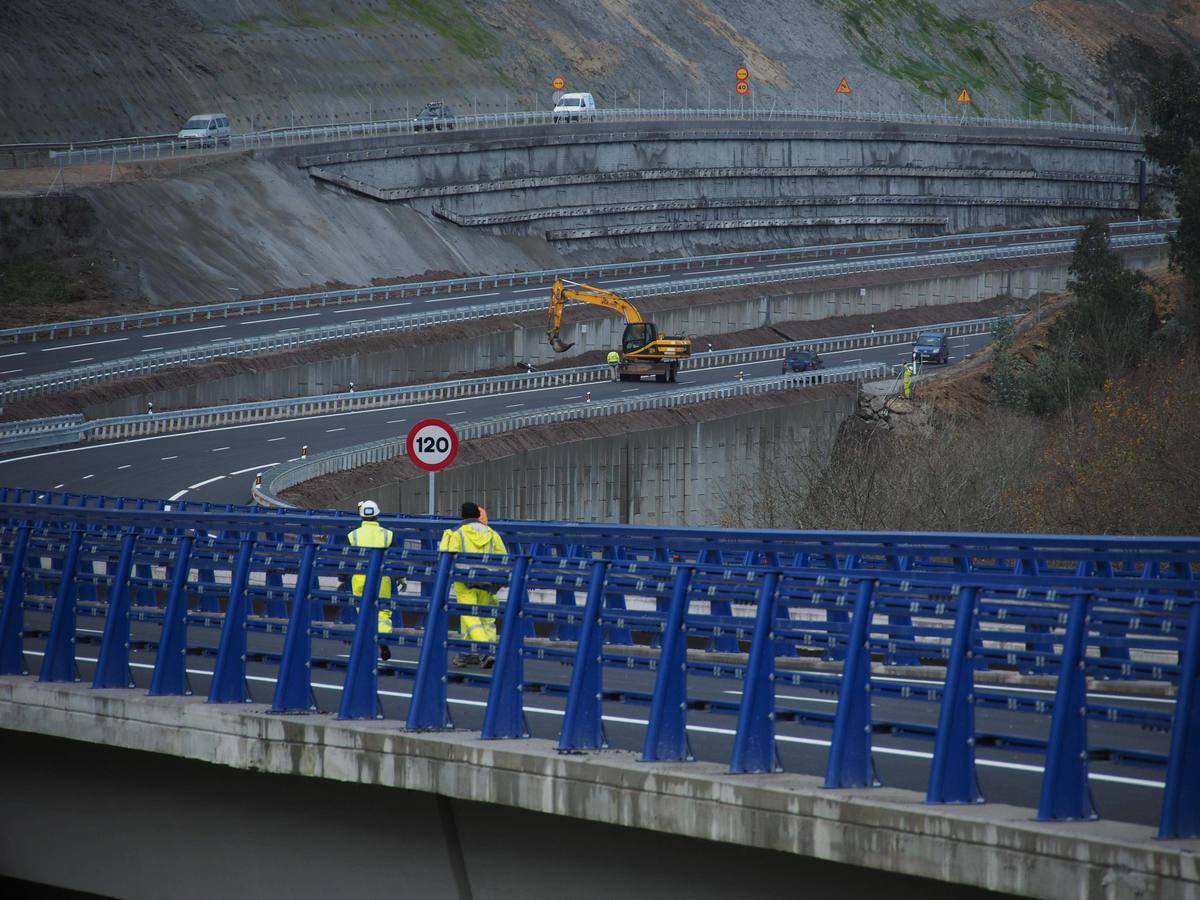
[149,532,195,696]
[823,554,857,661]
[407,551,454,730]
[338,546,385,720]
[207,536,256,703]
[823,578,879,788]
[92,528,140,689]
[1158,598,1200,838]
[1036,592,1096,820]
[730,570,783,774]
[551,544,583,640]
[272,541,319,713]
[39,527,84,683]
[482,555,531,739]
[926,586,981,803]
[0,525,32,675]
[558,561,611,751]
[642,565,695,761]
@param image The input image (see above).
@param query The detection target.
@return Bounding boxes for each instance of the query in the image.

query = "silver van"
[177,113,232,147]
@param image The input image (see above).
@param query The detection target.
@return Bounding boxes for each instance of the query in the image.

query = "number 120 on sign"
[406,418,459,471]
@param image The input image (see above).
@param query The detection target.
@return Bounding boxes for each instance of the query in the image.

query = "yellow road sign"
[735,80,750,95]
[957,87,972,104]
[836,78,852,95]
[552,76,565,90]
[735,66,749,81]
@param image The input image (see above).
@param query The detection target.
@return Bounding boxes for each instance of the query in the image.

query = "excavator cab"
[621,322,658,354]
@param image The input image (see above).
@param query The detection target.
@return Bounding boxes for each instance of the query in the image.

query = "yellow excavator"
[546,277,691,382]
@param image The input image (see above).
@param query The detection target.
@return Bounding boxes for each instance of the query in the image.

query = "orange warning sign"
[835,78,852,95]
[957,87,972,104]
[735,66,749,81]
[735,80,750,95]
[552,76,566,90]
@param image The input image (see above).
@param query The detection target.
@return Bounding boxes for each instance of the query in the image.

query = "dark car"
[782,349,823,373]
[912,331,949,365]
[413,101,456,131]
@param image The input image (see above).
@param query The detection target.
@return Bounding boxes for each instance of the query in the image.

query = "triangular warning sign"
[957,87,972,104]
[836,78,852,95]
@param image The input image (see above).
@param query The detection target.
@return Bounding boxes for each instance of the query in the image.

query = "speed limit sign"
[406,418,459,471]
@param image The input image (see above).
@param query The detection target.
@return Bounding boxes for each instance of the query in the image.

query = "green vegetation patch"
[379,0,498,61]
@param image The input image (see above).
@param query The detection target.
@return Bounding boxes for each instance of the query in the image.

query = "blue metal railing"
[0,489,1196,838]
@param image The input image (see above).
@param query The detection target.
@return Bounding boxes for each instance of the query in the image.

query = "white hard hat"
[358,499,380,517]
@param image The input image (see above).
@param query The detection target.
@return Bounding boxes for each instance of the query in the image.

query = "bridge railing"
[0,496,1196,837]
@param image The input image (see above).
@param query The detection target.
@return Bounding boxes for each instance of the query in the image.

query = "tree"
[1143,52,1200,187]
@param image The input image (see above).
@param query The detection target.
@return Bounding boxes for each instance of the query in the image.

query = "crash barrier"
[0,317,997,451]
[253,363,889,506]
[0,227,1169,406]
[0,219,1175,346]
[0,491,1196,838]
[38,104,1135,170]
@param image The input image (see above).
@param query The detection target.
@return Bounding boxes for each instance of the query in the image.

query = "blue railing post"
[40,527,84,683]
[207,536,256,703]
[338,546,385,720]
[407,551,454,730]
[482,555,531,739]
[824,578,879,788]
[1158,598,1200,839]
[0,525,32,675]
[272,541,319,713]
[730,570,783,774]
[642,565,695,761]
[93,528,140,689]
[558,561,610,751]
[148,533,195,696]
[926,586,982,803]
[1036,592,1096,820]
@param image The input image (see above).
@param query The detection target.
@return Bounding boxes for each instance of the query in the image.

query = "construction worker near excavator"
[346,499,403,661]
[606,349,621,381]
[439,501,508,668]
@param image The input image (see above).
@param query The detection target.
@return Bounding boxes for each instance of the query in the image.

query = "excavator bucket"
[547,332,574,353]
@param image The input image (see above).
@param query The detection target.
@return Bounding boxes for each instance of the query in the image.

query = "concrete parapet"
[2,678,1195,900]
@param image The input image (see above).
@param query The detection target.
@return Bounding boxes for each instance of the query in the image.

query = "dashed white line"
[53,483,65,489]
[620,388,640,393]
[161,455,178,461]
[0,351,27,360]
[386,418,407,424]
[167,489,189,501]
[40,337,128,352]
[71,357,95,364]
[330,301,412,315]
[142,325,226,338]
[81,474,94,480]
[239,313,320,325]
[117,465,132,470]
[0,368,21,375]
[228,462,278,476]
[210,446,231,452]
[325,427,346,433]
[140,347,165,353]
[267,436,287,442]
[505,403,525,408]
[187,475,226,490]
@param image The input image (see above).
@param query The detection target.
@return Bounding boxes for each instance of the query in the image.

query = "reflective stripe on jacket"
[347,520,394,598]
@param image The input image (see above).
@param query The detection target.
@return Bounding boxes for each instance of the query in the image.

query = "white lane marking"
[167,489,189,500]
[211,446,231,452]
[386,418,407,424]
[267,436,287,442]
[0,368,22,375]
[140,347,165,353]
[620,388,640,393]
[330,301,413,315]
[511,286,549,294]
[0,351,27,359]
[142,325,227,337]
[598,275,672,285]
[423,291,498,302]
[228,462,278,475]
[505,403,524,408]
[187,475,225,490]
[448,411,468,416]
[81,474,94,480]
[53,483,65,489]
[728,678,1174,707]
[117,465,132,470]
[563,394,583,400]
[325,427,346,433]
[70,357,94,364]
[161,455,178,461]
[239,313,320,325]
[286,456,302,462]
[47,651,1165,792]
[40,337,128,352]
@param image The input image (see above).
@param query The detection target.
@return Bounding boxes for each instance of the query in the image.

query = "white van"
[553,92,596,123]
[177,113,232,147]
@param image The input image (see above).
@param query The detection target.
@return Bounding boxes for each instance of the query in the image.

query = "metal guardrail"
[0,229,1167,404]
[41,105,1136,168]
[0,219,1174,345]
[0,317,998,450]
[254,362,888,507]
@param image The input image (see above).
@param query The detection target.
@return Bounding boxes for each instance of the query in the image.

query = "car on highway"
[177,113,231,147]
[912,331,949,364]
[781,348,824,373]
[412,101,456,131]
[553,92,596,123]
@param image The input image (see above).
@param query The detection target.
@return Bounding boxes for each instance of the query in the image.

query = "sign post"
[406,418,460,516]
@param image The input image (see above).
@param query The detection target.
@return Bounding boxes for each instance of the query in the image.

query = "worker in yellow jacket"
[346,499,403,661]
[439,501,508,668]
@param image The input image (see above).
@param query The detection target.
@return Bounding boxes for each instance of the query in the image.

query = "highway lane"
[0,333,991,504]
[17,614,1169,829]
[0,234,1060,380]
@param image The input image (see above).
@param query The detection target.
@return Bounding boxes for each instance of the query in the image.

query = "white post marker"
[406,418,460,516]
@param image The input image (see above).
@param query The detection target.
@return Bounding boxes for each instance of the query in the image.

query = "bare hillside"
[3,0,1197,143]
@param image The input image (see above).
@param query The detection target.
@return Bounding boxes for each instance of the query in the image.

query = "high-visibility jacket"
[438,521,508,644]
[606,350,621,365]
[347,520,394,598]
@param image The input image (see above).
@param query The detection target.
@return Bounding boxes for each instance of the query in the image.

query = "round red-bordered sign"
[735,80,750,95]
[406,418,459,471]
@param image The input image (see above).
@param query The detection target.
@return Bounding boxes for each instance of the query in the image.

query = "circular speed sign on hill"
[406,418,459,471]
